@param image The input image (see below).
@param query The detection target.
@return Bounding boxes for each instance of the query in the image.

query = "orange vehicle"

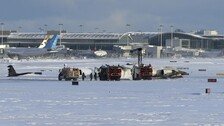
[139,65,153,80]
[130,48,153,80]
[132,64,153,80]
[98,65,122,81]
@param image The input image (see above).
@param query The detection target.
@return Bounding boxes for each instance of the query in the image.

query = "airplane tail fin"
[38,35,51,48]
[7,65,17,77]
[44,35,59,49]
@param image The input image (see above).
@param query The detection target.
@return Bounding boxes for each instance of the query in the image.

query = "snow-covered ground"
[1,58,224,125]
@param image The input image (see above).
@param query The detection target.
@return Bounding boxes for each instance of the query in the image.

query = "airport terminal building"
[2,30,224,51]
[148,32,224,49]
[6,32,123,50]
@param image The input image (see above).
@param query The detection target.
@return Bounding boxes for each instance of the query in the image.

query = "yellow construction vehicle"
[58,67,82,81]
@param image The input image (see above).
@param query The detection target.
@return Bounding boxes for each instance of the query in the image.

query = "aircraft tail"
[7,65,17,77]
[44,35,59,49]
[38,35,51,48]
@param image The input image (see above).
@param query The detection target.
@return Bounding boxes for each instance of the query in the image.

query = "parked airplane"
[7,65,42,77]
[5,35,60,59]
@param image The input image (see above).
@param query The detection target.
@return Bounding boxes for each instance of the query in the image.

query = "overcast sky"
[1,0,223,33]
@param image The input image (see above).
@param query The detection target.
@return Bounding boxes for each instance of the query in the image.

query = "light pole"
[126,24,131,46]
[59,23,63,46]
[18,26,22,33]
[157,28,160,46]
[170,25,174,48]
[79,25,83,33]
[126,24,131,32]
[159,24,163,47]
[1,22,4,45]
[44,24,48,33]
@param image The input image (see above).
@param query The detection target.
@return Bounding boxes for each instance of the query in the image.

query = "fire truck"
[58,67,82,81]
[98,65,122,81]
[132,64,153,80]
[130,48,153,80]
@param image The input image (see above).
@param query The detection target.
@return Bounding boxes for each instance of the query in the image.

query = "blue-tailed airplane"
[5,35,60,59]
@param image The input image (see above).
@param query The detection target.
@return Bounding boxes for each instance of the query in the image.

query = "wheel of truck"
[115,77,120,81]
[58,73,63,81]
[143,77,151,80]
[133,77,140,80]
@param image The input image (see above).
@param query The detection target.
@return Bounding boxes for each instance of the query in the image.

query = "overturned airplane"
[152,67,189,79]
